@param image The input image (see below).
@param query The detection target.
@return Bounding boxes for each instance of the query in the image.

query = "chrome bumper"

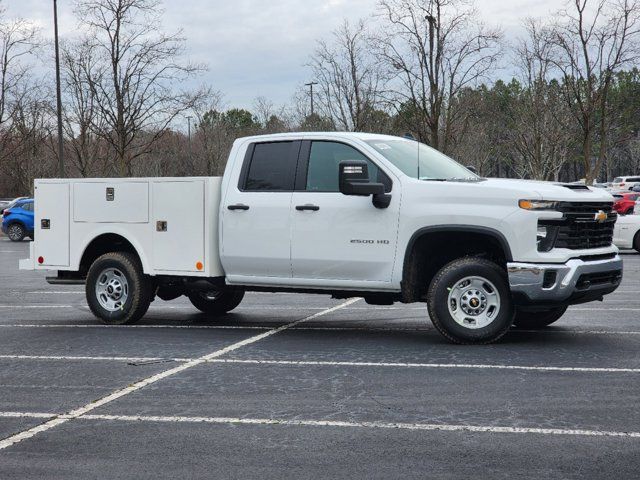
[508,255,623,305]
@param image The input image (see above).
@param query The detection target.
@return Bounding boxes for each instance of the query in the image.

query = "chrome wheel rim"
[447,276,501,329]
[7,224,22,240]
[95,268,129,312]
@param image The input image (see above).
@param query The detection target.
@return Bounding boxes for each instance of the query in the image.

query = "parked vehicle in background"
[612,192,640,215]
[631,184,640,193]
[2,199,34,241]
[20,133,623,344]
[1,197,28,215]
[614,214,640,253]
[611,176,640,190]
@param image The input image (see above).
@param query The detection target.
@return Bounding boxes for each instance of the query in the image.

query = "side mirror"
[339,160,391,209]
[466,165,478,174]
[339,160,384,196]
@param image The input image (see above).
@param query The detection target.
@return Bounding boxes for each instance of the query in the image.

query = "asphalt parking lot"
[0,238,639,479]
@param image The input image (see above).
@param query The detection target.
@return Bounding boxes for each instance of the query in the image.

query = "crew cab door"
[290,140,400,286]
[220,141,300,280]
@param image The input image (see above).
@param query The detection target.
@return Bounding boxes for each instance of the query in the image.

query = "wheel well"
[402,229,509,303]
[79,234,140,276]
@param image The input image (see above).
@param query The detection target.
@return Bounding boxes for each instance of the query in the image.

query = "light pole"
[53,0,65,177]
[186,115,193,163]
[304,81,318,116]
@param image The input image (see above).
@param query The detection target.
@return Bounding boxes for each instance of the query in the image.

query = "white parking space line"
[0,324,270,330]
[0,412,633,439]
[0,298,360,451]
[3,354,640,375]
[0,355,189,363]
[208,359,640,374]
[79,414,640,438]
[0,306,81,309]
[0,412,55,419]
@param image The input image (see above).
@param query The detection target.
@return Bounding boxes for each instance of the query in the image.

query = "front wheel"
[513,306,568,329]
[86,252,153,325]
[7,223,25,242]
[188,288,245,316]
[427,257,514,344]
[634,232,640,254]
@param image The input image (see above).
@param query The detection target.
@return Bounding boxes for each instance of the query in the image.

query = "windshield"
[365,139,479,181]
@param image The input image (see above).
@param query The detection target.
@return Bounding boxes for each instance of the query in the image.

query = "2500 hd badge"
[351,239,390,244]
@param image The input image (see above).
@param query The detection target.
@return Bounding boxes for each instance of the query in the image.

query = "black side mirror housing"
[466,165,478,174]
[339,160,383,195]
[339,160,391,209]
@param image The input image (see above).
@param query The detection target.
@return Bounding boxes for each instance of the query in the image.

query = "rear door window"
[242,142,298,191]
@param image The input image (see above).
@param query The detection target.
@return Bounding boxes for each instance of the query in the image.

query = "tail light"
[2,209,10,217]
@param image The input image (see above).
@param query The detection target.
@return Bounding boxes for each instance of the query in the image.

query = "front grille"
[543,201,616,250]
[576,270,622,290]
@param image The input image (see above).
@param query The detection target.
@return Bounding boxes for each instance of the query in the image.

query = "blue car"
[2,198,34,242]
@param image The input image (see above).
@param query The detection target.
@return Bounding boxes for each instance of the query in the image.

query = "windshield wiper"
[420,177,486,182]
[449,177,484,182]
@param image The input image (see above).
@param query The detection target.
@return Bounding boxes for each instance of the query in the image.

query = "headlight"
[519,199,559,210]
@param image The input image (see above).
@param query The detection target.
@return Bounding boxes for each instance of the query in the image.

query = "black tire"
[427,257,514,344]
[513,306,568,329]
[188,288,245,316]
[6,223,25,242]
[86,252,153,325]
[634,232,640,254]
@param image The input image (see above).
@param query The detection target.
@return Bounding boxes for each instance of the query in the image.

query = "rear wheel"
[427,257,514,344]
[513,306,568,329]
[188,288,245,316]
[86,252,153,325]
[634,232,640,254]
[7,223,25,242]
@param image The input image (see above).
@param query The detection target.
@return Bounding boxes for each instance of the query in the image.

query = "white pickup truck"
[20,132,623,344]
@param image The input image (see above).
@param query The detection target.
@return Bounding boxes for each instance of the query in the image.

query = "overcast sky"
[7,0,560,110]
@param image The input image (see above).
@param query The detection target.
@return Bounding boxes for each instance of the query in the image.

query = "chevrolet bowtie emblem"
[594,210,608,223]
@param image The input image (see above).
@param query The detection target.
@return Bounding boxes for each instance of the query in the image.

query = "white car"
[614,213,640,252]
[611,176,640,191]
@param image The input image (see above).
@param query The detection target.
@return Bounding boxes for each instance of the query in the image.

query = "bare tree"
[191,91,232,176]
[509,19,573,181]
[61,38,107,177]
[309,19,384,131]
[74,0,206,176]
[376,0,502,153]
[550,0,640,183]
[253,96,287,132]
[0,3,39,166]
[8,80,56,194]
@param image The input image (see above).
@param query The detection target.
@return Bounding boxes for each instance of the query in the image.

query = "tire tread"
[427,257,513,345]
[86,252,152,325]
